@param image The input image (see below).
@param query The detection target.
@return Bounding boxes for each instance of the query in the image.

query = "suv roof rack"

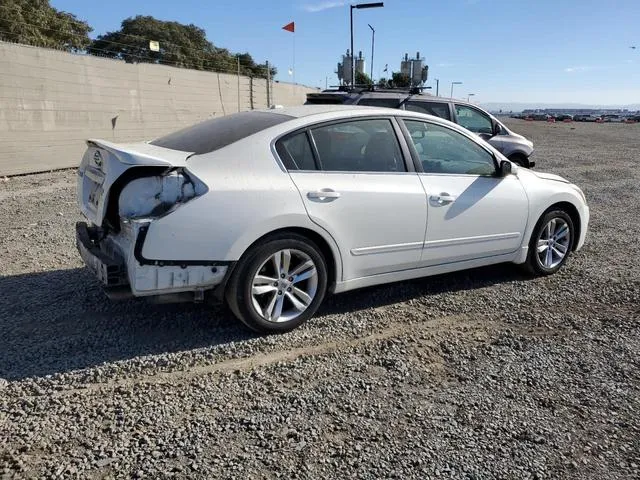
[325,84,432,95]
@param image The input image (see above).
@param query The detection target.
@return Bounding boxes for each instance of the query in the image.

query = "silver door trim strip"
[423,232,521,249]
[351,233,521,256]
[351,241,424,256]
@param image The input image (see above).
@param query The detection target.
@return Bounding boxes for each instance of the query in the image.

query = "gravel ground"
[1,119,639,479]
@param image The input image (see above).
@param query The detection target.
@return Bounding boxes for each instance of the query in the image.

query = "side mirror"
[492,120,502,137]
[499,160,512,177]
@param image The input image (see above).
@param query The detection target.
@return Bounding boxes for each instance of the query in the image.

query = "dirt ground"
[1,119,639,479]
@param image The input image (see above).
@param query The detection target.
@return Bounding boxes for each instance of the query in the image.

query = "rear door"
[279,117,427,281]
[400,119,528,266]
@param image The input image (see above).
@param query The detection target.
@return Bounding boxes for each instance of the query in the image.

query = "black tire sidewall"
[228,234,328,333]
[527,210,574,275]
[508,154,527,167]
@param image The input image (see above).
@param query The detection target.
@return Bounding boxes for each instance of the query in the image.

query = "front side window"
[454,105,493,134]
[405,101,451,120]
[403,120,496,175]
[275,131,317,170]
[310,119,405,173]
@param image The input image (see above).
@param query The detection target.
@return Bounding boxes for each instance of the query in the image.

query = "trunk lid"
[77,139,193,226]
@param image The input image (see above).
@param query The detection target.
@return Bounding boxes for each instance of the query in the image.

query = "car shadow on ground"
[0,264,530,381]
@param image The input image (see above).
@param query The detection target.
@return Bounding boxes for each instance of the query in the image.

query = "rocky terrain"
[1,119,638,479]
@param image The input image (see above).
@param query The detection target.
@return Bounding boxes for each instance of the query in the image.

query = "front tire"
[525,209,574,275]
[225,233,328,333]
[508,153,529,168]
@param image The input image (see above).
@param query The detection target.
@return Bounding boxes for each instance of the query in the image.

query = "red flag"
[282,21,295,33]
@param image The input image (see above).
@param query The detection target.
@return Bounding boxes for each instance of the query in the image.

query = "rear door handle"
[307,190,341,200]
[430,193,457,205]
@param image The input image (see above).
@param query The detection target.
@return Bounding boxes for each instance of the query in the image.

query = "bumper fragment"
[76,222,127,287]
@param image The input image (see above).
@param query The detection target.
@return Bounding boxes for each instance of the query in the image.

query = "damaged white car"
[76,106,589,333]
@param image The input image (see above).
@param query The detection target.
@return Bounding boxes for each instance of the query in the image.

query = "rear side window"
[275,132,317,170]
[357,98,402,108]
[310,119,405,173]
[150,111,293,155]
[405,101,451,120]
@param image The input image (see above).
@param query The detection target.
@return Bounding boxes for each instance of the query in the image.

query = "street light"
[450,81,462,99]
[368,24,375,81]
[467,93,475,102]
[350,2,384,86]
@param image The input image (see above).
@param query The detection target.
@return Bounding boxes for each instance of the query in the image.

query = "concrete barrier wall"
[0,42,318,176]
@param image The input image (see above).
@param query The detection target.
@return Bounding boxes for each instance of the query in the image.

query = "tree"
[391,72,411,88]
[88,16,275,78]
[0,0,92,51]
[377,77,392,88]
[355,70,373,86]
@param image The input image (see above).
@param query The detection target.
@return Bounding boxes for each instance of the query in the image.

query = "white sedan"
[76,106,589,332]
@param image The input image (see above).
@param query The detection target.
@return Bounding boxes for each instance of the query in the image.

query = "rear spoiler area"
[86,139,194,167]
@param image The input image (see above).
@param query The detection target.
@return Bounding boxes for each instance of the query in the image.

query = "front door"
[401,119,528,266]
[454,103,505,154]
[278,117,427,280]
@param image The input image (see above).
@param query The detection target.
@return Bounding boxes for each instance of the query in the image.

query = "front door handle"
[430,193,457,205]
[307,189,341,200]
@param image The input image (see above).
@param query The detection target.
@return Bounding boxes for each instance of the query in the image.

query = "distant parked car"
[601,114,623,123]
[306,89,536,167]
[530,113,550,121]
[555,114,573,121]
[75,106,589,333]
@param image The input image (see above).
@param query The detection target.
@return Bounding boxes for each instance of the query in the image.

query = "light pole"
[450,81,462,99]
[467,93,475,102]
[434,78,439,96]
[368,24,375,81]
[350,3,384,86]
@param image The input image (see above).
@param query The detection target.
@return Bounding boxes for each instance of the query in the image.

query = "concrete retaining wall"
[0,42,317,175]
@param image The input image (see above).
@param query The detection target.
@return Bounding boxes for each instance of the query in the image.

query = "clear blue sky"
[51,0,640,105]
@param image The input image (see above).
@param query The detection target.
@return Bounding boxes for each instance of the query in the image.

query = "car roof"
[251,105,482,141]
[262,104,382,118]
[255,104,444,121]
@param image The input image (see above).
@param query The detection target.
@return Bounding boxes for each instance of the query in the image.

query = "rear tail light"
[118,168,207,220]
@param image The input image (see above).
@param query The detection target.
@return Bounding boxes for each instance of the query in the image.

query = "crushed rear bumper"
[75,221,232,300]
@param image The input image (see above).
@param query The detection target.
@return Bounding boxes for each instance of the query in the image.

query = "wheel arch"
[541,201,582,251]
[232,226,342,292]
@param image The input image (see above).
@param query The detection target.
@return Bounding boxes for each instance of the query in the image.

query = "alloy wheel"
[536,218,570,269]
[250,249,318,323]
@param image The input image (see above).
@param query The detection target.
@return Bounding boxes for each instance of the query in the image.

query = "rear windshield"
[357,98,402,109]
[150,111,293,154]
[305,94,348,105]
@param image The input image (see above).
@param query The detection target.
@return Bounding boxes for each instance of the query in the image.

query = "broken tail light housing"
[118,168,207,220]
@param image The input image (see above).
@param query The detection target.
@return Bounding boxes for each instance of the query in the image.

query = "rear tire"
[225,233,328,333]
[524,209,574,276]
